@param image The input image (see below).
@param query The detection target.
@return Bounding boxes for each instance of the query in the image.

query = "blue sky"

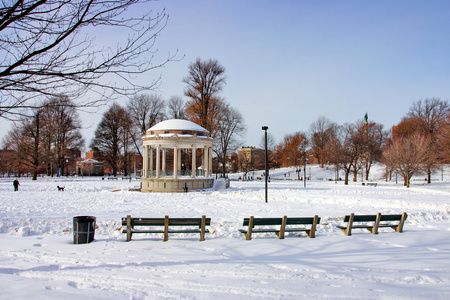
[144,0,450,147]
[2,0,450,150]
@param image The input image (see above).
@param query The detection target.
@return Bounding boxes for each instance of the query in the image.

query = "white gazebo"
[140,119,214,192]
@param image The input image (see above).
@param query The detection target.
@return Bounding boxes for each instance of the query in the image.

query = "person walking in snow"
[13,178,19,191]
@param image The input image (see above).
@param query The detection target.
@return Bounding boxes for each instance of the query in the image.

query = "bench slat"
[379,214,403,221]
[242,218,282,226]
[123,215,210,242]
[342,214,404,223]
[343,215,377,222]
[340,213,407,236]
[241,216,320,240]
[169,218,211,226]
[123,229,210,234]
[242,217,318,226]
[123,218,211,226]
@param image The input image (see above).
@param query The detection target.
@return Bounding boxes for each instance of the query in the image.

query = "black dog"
[57,186,65,191]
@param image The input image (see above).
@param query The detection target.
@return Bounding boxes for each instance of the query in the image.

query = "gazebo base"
[140,177,215,193]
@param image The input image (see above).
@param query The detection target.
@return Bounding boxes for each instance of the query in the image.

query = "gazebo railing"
[145,169,207,178]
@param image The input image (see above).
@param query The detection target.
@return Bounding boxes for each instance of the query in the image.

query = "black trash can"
[73,216,96,244]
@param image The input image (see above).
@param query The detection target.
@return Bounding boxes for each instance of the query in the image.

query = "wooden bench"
[362,182,377,187]
[239,216,320,240]
[107,177,118,180]
[122,215,210,242]
[337,212,407,236]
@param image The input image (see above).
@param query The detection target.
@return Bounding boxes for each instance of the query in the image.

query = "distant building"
[76,159,104,176]
[238,147,264,172]
[85,148,102,160]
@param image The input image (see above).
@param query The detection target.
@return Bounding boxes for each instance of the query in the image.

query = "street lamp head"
[262,126,268,131]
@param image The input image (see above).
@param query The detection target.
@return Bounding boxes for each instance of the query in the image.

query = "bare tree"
[91,103,128,176]
[408,98,449,136]
[0,0,176,119]
[121,110,134,176]
[363,122,389,180]
[327,123,366,185]
[12,96,85,178]
[167,96,187,119]
[1,96,83,178]
[435,111,450,163]
[257,132,278,170]
[40,105,56,176]
[21,109,42,180]
[2,123,30,176]
[382,134,430,187]
[45,96,84,175]
[407,98,449,183]
[126,93,166,136]
[126,93,165,158]
[309,116,337,167]
[183,58,226,133]
[213,103,246,178]
[259,132,277,152]
[275,132,308,168]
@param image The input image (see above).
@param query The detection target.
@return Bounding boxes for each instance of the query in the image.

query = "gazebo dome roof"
[147,119,208,133]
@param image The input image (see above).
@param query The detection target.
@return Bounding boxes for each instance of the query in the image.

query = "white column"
[192,147,196,178]
[203,146,207,177]
[178,148,182,173]
[149,147,154,178]
[209,146,213,177]
[156,145,161,179]
[143,145,148,178]
[162,149,166,177]
[204,146,209,177]
[173,146,178,178]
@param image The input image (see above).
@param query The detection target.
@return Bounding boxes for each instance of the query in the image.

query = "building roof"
[148,119,208,133]
[82,159,101,163]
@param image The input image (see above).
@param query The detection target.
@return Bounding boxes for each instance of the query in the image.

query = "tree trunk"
[221,156,227,178]
[406,174,412,188]
[344,170,350,185]
[365,161,371,181]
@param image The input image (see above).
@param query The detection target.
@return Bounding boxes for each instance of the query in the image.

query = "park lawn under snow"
[0,165,449,299]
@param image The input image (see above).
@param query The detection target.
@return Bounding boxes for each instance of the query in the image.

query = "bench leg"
[368,213,381,234]
[200,215,206,241]
[276,216,287,239]
[341,213,354,236]
[245,216,254,240]
[306,215,319,238]
[394,212,407,233]
[164,215,169,242]
[126,215,132,242]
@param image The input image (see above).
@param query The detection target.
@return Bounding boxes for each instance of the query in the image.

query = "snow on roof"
[82,158,101,163]
[148,119,208,133]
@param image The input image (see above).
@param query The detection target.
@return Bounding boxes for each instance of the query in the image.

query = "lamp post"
[262,126,269,203]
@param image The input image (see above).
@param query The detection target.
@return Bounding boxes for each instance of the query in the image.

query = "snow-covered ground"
[1,165,449,299]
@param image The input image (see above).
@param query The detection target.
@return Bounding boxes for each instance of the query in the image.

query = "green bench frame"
[122,215,210,242]
[239,215,320,240]
[337,212,407,236]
